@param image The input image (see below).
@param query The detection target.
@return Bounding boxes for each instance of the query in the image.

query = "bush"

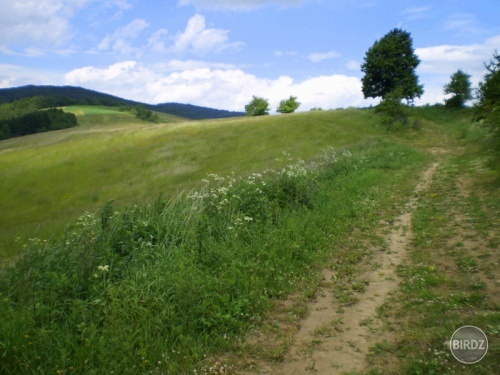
[277,96,300,114]
[375,88,419,131]
[245,96,270,116]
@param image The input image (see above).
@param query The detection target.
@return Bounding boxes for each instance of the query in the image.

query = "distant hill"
[0,85,245,120]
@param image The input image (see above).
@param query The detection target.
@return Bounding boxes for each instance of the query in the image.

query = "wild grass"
[0,108,384,260]
[0,136,428,374]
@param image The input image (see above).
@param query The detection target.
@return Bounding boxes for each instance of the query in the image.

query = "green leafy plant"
[276,96,301,114]
[245,95,270,116]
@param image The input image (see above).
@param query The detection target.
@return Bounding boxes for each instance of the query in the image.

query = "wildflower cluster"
[187,150,351,229]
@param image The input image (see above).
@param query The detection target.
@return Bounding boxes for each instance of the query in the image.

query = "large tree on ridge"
[444,69,472,108]
[361,28,424,103]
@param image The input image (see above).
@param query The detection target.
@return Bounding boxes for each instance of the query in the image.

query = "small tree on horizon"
[245,96,270,116]
[444,69,472,108]
[276,96,300,114]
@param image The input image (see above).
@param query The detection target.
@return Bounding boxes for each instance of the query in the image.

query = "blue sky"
[1,0,499,112]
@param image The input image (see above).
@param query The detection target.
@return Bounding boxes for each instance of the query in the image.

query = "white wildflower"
[97,265,109,272]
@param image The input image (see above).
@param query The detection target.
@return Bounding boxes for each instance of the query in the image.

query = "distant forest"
[0,85,245,120]
[0,85,245,140]
[0,96,78,140]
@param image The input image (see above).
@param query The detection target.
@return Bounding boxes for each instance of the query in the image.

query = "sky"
[1,0,499,112]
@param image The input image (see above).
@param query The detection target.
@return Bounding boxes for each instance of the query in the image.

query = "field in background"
[0,107,383,259]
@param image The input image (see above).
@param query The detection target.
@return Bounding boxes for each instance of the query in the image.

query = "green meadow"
[0,106,382,259]
[0,105,497,374]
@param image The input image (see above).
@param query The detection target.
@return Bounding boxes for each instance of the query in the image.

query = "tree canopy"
[474,51,500,152]
[276,96,300,114]
[361,28,423,103]
[444,69,472,108]
[245,96,270,116]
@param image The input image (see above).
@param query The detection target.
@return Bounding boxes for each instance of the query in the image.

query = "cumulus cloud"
[178,0,308,11]
[64,61,373,111]
[173,14,243,55]
[416,35,499,77]
[308,51,341,63]
[0,0,137,54]
[414,35,500,104]
[0,0,74,50]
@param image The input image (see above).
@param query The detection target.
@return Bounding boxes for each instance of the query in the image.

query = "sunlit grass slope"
[0,108,384,259]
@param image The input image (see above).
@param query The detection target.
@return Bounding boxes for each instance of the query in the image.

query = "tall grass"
[0,140,427,374]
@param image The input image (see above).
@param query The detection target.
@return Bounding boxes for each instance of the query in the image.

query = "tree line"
[0,97,78,140]
[0,108,77,140]
[118,105,161,123]
[0,85,246,120]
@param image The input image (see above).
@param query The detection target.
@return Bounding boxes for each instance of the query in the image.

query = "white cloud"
[308,51,340,63]
[0,64,64,88]
[147,29,169,54]
[0,0,73,50]
[64,61,158,99]
[402,6,431,20]
[414,35,500,105]
[345,60,360,71]
[64,61,374,111]
[98,19,149,55]
[444,13,483,35]
[274,50,297,57]
[153,60,237,72]
[416,35,499,77]
[173,14,243,55]
[178,0,308,11]
[103,0,132,19]
[0,0,136,53]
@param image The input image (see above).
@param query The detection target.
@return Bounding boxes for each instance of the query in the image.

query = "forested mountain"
[0,85,245,119]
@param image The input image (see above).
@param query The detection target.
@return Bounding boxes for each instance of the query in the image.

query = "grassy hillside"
[0,107,384,259]
[0,106,497,374]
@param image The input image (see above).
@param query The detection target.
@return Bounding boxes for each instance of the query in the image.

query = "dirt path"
[271,163,440,374]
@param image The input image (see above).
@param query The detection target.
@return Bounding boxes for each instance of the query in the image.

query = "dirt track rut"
[273,163,439,374]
